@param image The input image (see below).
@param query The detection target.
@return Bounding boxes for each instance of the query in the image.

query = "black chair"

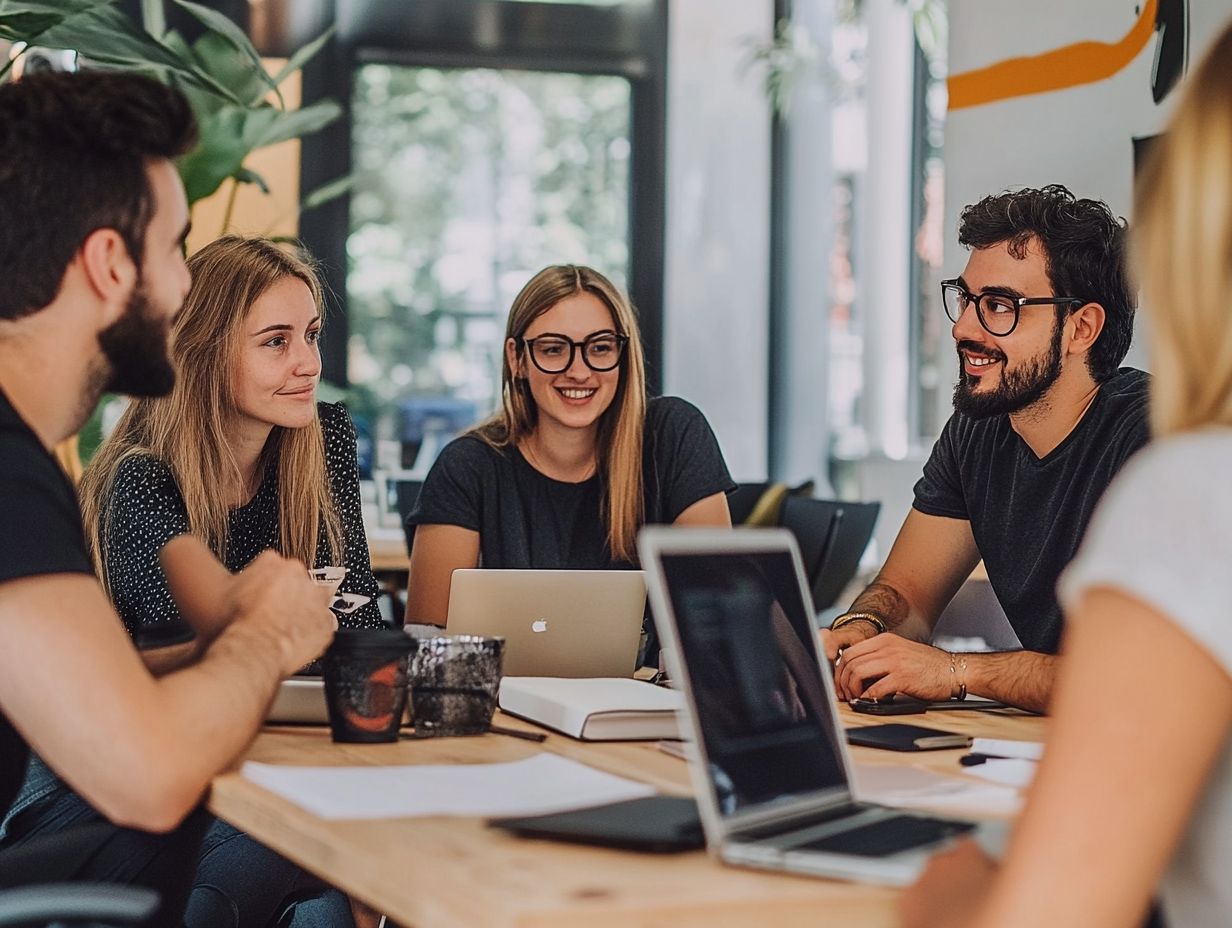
[777,497,881,611]
[0,883,158,927]
[810,500,880,610]
[728,479,818,526]
[777,497,841,611]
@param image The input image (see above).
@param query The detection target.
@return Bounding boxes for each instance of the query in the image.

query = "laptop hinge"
[729,799,871,843]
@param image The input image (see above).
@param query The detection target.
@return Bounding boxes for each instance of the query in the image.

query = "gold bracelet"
[829,611,887,635]
[948,651,969,700]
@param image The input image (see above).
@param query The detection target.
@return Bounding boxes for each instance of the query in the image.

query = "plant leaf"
[176,105,260,202]
[172,0,281,105]
[1,3,246,105]
[300,174,355,213]
[139,0,165,39]
[191,30,266,105]
[234,166,270,194]
[0,11,64,42]
[250,99,341,149]
[269,24,334,86]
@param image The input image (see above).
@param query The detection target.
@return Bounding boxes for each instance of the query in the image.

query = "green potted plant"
[0,0,351,232]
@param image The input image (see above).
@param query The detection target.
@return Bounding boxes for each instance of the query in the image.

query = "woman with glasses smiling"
[404,264,735,630]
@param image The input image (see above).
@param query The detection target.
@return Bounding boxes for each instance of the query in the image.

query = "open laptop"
[446,569,647,677]
[638,527,977,885]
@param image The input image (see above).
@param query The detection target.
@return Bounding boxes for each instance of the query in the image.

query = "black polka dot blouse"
[101,401,384,648]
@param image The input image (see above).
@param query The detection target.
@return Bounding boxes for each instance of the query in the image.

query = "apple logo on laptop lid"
[531,619,549,633]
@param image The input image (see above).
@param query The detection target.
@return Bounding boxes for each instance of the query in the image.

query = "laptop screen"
[658,550,849,815]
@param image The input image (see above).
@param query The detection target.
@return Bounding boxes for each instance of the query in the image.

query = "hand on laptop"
[832,633,954,701]
[898,838,997,928]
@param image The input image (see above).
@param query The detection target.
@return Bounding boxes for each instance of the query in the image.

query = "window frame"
[299,0,668,393]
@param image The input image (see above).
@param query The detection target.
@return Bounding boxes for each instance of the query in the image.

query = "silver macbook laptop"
[267,677,328,724]
[639,527,977,885]
[446,569,647,678]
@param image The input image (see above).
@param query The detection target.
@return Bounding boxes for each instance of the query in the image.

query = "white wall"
[663,0,773,480]
[938,1,1232,430]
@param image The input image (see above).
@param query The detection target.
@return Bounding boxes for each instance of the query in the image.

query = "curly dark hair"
[0,70,197,321]
[957,184,1134,382]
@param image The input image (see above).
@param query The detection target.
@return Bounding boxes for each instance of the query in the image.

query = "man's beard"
[97,282,176,398]
[952,319,1063,419]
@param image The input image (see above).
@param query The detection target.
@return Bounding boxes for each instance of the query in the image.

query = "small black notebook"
[845,723,972,752]
[489,795,703,853]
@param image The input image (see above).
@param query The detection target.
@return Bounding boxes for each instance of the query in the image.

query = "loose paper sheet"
[241,753,655,821]
[854,763,1022,815]
[961,758,1038,790]
[970,737,1044,760]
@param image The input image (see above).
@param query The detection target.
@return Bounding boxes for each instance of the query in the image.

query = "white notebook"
[498,677,683,741]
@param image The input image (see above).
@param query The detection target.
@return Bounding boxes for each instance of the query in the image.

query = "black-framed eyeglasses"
[520,331,629,374]
[941,279,1083,337]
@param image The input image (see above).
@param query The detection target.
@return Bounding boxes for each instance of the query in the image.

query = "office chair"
[808,500,880,610]
[0,882,157,927]
[776,497,842,610]
[728,479,817,527]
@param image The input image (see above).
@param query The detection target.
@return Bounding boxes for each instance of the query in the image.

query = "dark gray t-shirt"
[408,396,735,569]
[912,367,1150,654]
[0,388,94,822]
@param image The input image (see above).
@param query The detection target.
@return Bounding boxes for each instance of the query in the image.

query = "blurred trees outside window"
[347,63,631,464]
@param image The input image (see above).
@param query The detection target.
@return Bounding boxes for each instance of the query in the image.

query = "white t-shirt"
[1058,428,1232,928]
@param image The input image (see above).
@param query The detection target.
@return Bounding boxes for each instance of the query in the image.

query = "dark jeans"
[1,761,354,928]
[0,805,212,928]
[189,820,354,928]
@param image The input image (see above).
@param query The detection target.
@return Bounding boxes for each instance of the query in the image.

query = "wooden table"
[210,708,1045,928]
[367,532,409,575]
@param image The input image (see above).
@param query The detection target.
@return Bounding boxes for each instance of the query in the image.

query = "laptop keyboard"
[793,814,974,857]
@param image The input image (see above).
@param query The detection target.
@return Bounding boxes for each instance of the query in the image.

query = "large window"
[346,63,631,460]
[298,0,665,480]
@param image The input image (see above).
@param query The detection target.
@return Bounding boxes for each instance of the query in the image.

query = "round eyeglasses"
[520,331,628,374]
[941,279,1082,337]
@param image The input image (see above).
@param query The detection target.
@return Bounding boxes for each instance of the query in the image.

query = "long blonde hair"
[473,265,648,563]
[1134,25,1232,437]
[80,236,342,585]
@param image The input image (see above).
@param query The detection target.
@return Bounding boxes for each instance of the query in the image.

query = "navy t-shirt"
[0,388,94,821]
[913,367,1150,653]
[408,395,736,569]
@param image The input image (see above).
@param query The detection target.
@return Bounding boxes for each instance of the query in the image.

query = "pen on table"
[489,724,547,743]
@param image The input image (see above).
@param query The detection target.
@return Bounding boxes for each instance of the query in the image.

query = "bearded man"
[823,185,1148,712]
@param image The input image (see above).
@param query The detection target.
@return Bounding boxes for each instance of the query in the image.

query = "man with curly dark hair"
[0,70,336,924]
[823,185,1149,712]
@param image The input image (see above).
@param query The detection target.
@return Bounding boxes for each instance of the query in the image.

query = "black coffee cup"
[321,629,414,743]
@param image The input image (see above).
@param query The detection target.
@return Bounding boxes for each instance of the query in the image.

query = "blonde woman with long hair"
[405,264,734,630]
[79,235,381,652]
[901,22,1232,928]
[4,235,381,928]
